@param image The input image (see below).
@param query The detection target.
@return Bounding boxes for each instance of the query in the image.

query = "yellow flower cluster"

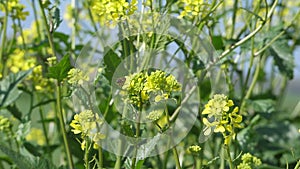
[202,94,242,144]
[25,128,46,146]
[237,153,262,169]
[0,0,29,20]
[70,110,105,150]
[121,70,181,108]
[0,116,13,139]
[177,0,209,20]
[46,56,57,67]
[146,109,164,121]
[5,49,52,91]
[32,65,54,91]
[67,68,89,85]
[6,49,35,73]
[0,116,12,133]
[188,145,201,155]
[91,0,137,26]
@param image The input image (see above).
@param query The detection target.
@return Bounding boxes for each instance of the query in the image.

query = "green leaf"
[34,157,59,169]
[0,144,33,169]
[135,160,145,169]
[23,142,41,157]
[211,35,224,50]
[6,104,22,121]
[103,48,121,83]
[47,54,72,82]
[137,134,161,159]
[271,39,294,79]
[0,69,32,107]
[121,123,135,137]
[247,99,276,114]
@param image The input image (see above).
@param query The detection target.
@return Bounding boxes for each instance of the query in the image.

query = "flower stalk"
[56,82,74,169]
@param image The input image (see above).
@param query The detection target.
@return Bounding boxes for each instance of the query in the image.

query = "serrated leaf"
[47,54,72,82]
[271,40,294,79]
[0,70,32,107]
[0,144,33,169]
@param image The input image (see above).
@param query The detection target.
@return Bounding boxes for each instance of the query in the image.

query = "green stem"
[38,95,52,160]
[212,0,278,68]
[71,0,77,59]
[225,145,234,169]
[0,1,8,75]
[172,147,181,169]
[131,109,142,169]
[164,104,181,169]
[98,145,103,169]
[17,18,26,49]
[38,0,56,57]
[294,159,300,169]
[84,138,90,169]
[114,139,123,169]
[162,150,170,169]
[230,0,238,38]
[240,56,261,112]
[56,83,74,169]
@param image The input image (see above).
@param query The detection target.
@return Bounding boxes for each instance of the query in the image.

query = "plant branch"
[210,0,278,67]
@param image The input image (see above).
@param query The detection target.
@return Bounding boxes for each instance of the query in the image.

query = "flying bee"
[116,77,126,87]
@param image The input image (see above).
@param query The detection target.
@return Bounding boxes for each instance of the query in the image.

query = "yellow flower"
[70,110,105,150]
[0,116,12,132]
[122,70,181,107]
[177,0,210,20]
[91,0,137,27]
[6,49,36,73]
[188,145,201,155]
[237,153,262,169]
[47,57,57,66]
[0,0,29,20]
[67,68,89,85]
[202,94,242,143]
[146,109,164,121]
[26,128,46,146]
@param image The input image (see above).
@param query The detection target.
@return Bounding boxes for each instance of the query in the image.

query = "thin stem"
[38,0,56,57]
[240,56,262,112]
[162,150,170,169]
[71,0,77,59]
[114,139,123,169]
[230,0,238,38]
[172,147,181,169]
[294,159,300,169]
[225,145,234,169]
[211,0,278,68]
[38,95,52,160]
[164,104,181,169]
[56,83,74,169]
[254,9,300,56]
[17,18,26,49]
[84,139,90,169]
[0,1,8,75]
[131,109,142,169]
[98,145,103,169]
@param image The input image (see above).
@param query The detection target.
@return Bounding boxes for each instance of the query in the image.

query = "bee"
[116,77,126,87]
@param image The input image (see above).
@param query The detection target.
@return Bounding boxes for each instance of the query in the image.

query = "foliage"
[0,0,300,169]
